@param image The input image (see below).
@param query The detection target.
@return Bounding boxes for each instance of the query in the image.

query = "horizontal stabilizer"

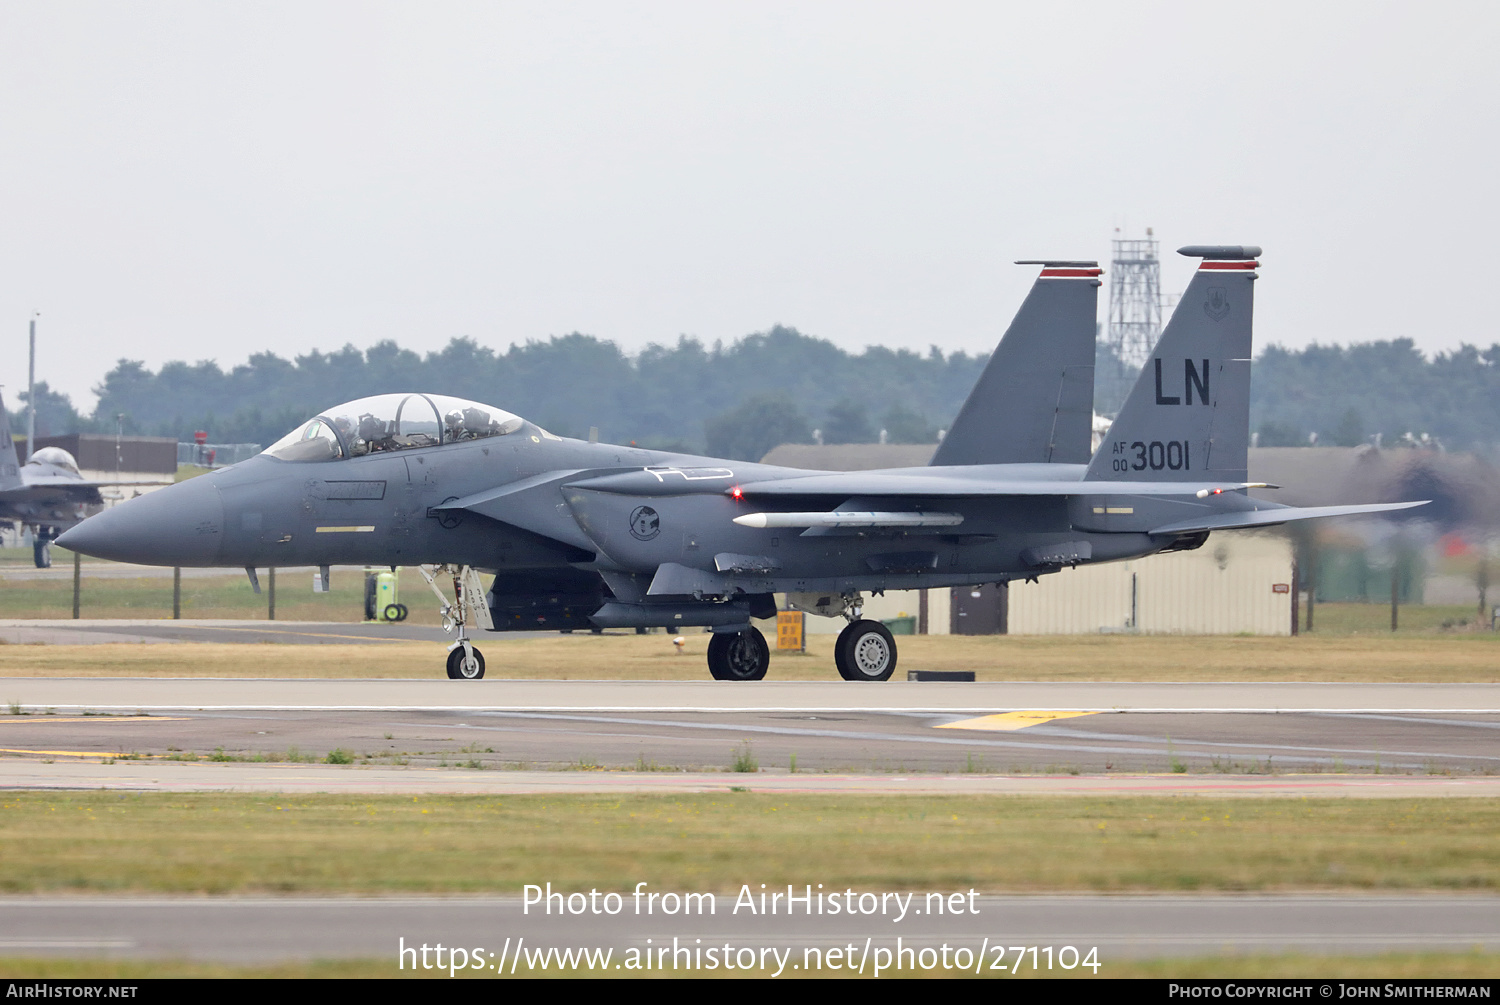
[1150,500,1428,536]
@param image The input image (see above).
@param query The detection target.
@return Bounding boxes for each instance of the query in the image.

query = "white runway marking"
[7,676,1500,714]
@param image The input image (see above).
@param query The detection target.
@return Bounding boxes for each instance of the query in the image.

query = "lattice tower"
[1107,230,1162,369]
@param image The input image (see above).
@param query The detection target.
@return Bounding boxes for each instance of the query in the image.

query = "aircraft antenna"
[1100,228,1162,416]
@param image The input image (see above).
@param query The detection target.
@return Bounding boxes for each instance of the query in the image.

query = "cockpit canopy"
[263,393,526,463]
[26,446,81,475]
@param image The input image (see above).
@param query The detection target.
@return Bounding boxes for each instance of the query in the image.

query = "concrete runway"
[2,679,1499,780]
[1,658,1497,969]
[9,677,1500,712]
[3,759,1499,796]
[2,895,1495,965]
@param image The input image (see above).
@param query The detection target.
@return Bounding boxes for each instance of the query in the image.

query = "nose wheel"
[446,644,486,680]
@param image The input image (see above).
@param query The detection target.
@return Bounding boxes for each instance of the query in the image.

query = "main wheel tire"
[707,627,769,681]
[833,621,858,679]
[835,619,897,682]
[33,540,51,569]
[446,646,486,680]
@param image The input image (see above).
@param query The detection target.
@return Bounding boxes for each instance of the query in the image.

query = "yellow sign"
[775,611,804,651]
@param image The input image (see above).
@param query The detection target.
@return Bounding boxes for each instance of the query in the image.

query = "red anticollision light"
[731,486,743,500]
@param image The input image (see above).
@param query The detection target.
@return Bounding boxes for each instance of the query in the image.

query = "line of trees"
[8,331,1499,460]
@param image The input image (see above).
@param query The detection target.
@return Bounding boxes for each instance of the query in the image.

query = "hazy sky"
[2,2,1496,408]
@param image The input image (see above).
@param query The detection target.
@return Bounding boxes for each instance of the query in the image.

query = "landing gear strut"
[707,626,770,681]
[420,565,493,680]
[31,526,57,569]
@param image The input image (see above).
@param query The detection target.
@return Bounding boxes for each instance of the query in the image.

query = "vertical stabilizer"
[1085,246,1259,483]
[0,390,22,491]
[930,261,1101,466]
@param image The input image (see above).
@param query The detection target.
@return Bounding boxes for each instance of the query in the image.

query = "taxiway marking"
[937,711,1101,731]
[0,747,132,758]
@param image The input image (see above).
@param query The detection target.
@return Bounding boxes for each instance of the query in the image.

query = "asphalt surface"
[1,680,1498,777]
[1,659,1497,969]
[7,677,1500,712]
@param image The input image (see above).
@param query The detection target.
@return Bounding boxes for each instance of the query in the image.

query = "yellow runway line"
[937,710,1101,731]
[0,748,133,758]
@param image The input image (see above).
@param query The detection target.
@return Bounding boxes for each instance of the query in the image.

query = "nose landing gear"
[419,565,493,680]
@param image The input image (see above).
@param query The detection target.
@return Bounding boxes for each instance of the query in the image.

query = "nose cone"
[59,477,225,566]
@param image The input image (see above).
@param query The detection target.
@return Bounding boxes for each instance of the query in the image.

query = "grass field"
[0,552,425,623]
[0,632,1494,681]
[0,792,1496,895]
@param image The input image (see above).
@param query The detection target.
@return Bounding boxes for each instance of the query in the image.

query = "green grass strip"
[1,792,1498,894]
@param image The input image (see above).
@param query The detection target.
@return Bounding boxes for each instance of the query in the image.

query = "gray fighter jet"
[0,391,104,567]
[59,248,1423,680]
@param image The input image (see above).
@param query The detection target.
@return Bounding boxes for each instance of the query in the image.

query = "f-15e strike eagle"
[59,246,1425,680]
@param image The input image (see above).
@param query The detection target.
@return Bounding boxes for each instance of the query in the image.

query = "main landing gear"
[31,527,58,569]
[707,626,770,681]
[828,593,897,682]
[834,619,898,682]
[702,593,898,683]
[419,565,493,680]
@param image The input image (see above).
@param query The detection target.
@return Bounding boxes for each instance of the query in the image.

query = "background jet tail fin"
[1085,246,1260,483]
[929,261,1100,467]
[0,390,23,492]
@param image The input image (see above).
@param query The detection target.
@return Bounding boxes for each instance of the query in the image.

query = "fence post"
[72,551,81,620]
[173,567,181,619]
[268,567,276,621]
[1391,567,1399,632]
